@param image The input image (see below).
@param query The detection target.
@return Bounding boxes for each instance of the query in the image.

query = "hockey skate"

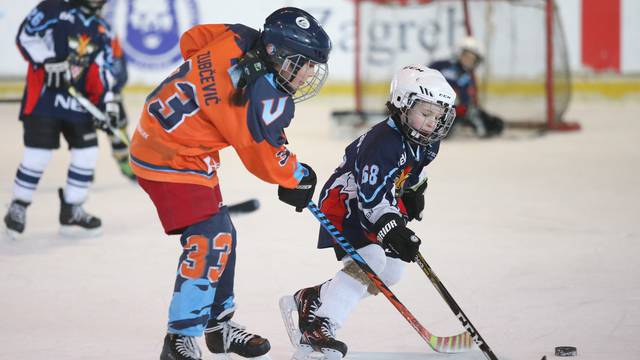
[279,284,323,348]
[160,333,202,360]
[58,188,102,237]
[295,316,347,360]
[280,284,346,360]
[205,311,271,359]
[3,199,29,239]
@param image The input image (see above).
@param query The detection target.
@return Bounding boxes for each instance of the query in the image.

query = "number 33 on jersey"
[129,24,303,190]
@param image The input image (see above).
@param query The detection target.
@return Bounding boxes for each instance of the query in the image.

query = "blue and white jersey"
[16,0,115,121]
[317,118,440,249]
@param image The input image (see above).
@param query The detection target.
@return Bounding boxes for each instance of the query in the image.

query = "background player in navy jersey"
[430,36,503,138]
[279,64,457,360]
[4,0,121,239]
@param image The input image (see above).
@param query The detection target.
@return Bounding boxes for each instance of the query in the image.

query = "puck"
[555,346,577,356]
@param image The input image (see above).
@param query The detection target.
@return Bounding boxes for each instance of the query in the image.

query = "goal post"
[344,0,580,131]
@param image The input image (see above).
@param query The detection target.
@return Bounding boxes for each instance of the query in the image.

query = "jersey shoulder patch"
[246,75,294,147]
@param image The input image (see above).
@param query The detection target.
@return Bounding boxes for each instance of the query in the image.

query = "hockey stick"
[415,253,498,360]
[67,86,130,146]
[227,198,260,215]
[306,201,474,354]
[0,98,21,104]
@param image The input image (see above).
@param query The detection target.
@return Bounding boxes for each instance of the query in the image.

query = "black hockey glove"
[278,163,316,212]
[374,213,421,263]
[43,60,70,89]
[402,178,428,222]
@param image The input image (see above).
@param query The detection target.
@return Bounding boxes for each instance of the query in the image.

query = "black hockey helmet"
[260,7,332,102]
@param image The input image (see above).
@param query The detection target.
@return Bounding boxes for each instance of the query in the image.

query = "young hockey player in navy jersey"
[4,0,120,238]
[280,64,457,359]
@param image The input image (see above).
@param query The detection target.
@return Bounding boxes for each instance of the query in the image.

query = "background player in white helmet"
[430,36,504,138]
[279,64,456,359]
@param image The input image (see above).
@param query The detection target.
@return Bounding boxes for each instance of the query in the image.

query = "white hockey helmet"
[457,36,484,59]
[389,64,457,145]
[457,36,484,71]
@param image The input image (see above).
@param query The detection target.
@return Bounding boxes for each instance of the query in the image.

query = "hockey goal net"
[339,0,579,131]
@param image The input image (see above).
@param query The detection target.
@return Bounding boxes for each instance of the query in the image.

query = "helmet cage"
[273,49,328,103]
[399,95,456,146]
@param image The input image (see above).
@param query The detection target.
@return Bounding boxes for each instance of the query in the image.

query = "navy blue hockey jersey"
[429,59,477,110]
[16,0,114,121]
[317,118,440,249]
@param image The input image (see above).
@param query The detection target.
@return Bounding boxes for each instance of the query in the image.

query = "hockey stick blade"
[306,201,474,354]
[67,86,130,146]
[227,199,260,215]
[415,253,499,360]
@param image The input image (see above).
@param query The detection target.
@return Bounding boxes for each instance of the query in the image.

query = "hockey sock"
[12,147,53,203]
[378,256,406,288]
[64,147,98,204]
[315,270,366,328]
[315,244,387,327]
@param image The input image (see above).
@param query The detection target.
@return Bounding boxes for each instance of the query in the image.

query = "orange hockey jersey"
[129,24,305,190]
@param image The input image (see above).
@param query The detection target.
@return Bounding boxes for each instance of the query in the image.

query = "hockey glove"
[44,60,71,89]
[374,213,421,262]
[105,92,126,129]
[278,163,316,212]
[402,178,428,222]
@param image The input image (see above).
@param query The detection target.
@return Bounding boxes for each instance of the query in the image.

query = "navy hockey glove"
[402,178,428,222]
[278,163,316,212]
[44,60,70,89]
[374,213,421,262]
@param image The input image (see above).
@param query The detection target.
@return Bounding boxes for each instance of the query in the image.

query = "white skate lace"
[70,205,94,223]
[307,298,321,323]
[298,288,321,324]
[8,203,26,224]
[175,335,202,359]
[210,320,255,353]
[319,318,338,339]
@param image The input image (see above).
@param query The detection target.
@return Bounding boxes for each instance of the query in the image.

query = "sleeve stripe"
[358,166,399,204]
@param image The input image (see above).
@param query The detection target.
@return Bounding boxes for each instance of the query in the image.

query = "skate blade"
[279,295,302,348]
[292,345,343,360]
[278,296,302,348]
[59,225,102,238]
[212,354,272,360]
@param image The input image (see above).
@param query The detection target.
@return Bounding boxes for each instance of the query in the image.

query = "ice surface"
[1,95,639,360]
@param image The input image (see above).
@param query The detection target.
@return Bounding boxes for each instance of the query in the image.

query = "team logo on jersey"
[394,166,412,192]
[261,97,288,125]
[68,34,97,81]
[276,149,291,167]
[103,0,199,69]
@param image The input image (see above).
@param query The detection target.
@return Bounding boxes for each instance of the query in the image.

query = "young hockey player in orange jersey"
[128,7,331,360]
